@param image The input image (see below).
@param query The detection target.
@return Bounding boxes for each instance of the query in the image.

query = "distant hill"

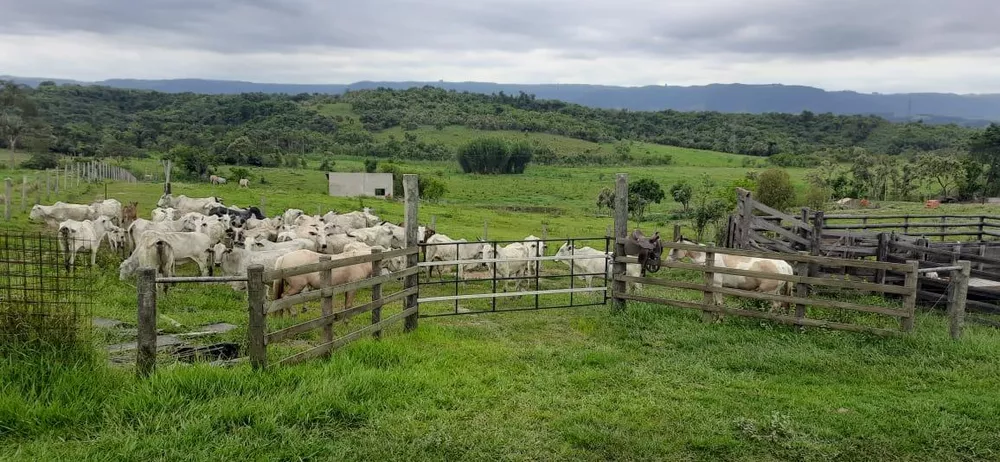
[5,75,1000,124]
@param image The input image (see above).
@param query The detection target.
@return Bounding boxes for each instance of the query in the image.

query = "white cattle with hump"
[156,194,223,214]
[30,202,95,228]
[90,199,123,225]
[57,216,116,271]
[120,230,215,280]
[424,233,484,279]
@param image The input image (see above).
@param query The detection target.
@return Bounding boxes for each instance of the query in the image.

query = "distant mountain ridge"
[5,75,1000,125]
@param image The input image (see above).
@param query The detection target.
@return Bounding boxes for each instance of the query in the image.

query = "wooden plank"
[749,231,797,253]
[618,275,909,317]
[418,287,606,304]
[748,198,811,228]
[824,221,987,230]
[278,306,419,366]
[156,275,249,283]
[418,253,604,267]
[619,258,912,294]
[263,247,417,281]
[319,255,333,345]
[622,239,915,271]
[266,287,415,344]
[267,266,419,314]
[370,248,383,339]
[819,245,877,256]
[794,256,809,322]
[751,217,811,246]
[890,241,1000,265]
[617,294,899,336]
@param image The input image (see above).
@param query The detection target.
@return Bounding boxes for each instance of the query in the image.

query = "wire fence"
[0,231,94,349]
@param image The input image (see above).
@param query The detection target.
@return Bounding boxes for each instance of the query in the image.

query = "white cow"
[239,178,250,188]
[347,225,394,249]
[323,210,378,231]
[217,247,291,277]
[279,209,305,228]
[119,231,215,279]
[151,207,177,222]
[481,242,530,292]
[521,235,547,276]
[246,236,316,253]
[57,216,116,271]
[424,234,484,278]
[322,231,360,255]
[190,215,228,245]
[90,199,123,224]
[156,194,223,214]
[127,218,188,248]
[212,176,227,185]
[29,202,95,228]
[553,242,642,291]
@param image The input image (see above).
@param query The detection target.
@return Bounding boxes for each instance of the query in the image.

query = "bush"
[229,167,252,182]
[21,152,60,170]
[804,186,831,210]
[364,158,378,173]
[669,181,693,211]
[456,137,533,174]
[756,168,796,211]
[419,176,447,202]
[318,157,335,171]
[629,178,665,205]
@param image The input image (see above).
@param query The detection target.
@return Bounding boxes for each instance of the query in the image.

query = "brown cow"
[123,201,138,227]
[270,249,374,317]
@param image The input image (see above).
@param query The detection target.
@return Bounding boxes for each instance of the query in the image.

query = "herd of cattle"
[29,193,644,308]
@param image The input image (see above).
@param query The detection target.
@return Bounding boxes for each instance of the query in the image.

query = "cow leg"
[90,247,98,268]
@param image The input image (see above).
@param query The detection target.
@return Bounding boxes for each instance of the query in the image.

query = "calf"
[58,216,116,271]
[239,178,250,188]
[122,201,138,227]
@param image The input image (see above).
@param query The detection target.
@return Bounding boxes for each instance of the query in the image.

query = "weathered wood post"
[673,223,681,242]
[45,172,51,201]
[701,243,718,322]
[612,173,628,312]
[948,260,971,340]
[903,215,910,235]
[978,216,986,242]
[939,216,947,241]
[34,178,40,205]
[247,264,267,370]
[136,268,157,377]
[977,243,986,271]
[64,164,69,190]
[901,260,919,332]
[794,252,810,324]
[809,210,824,276]
[798,208,811,251]
[20,176,26,212]
[163,159,172,194]
[875,232,889,285]
[483,219,488,240]
[370,248,383,339]
[54,169,59,195]
[430,215,437,231]
[319,254,334,344]
[4,178,11,221]
[737,188,754,249]
[403,174,420,331]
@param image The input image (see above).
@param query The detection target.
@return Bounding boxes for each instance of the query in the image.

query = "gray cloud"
[6,0,1000,58]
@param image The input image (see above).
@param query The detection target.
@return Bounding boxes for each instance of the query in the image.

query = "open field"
[3,153,1000,460]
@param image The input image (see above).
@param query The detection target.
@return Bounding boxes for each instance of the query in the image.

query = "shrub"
[756,168,796,211]
[419,176,447,202]
[804,186,831,210]
[229,167,252,182]
[669,181,693,211]
[21,152,59,170]
[629,178,665,205]
[364,158,378,173]
[456,137,533,174]
[318,157,335,171]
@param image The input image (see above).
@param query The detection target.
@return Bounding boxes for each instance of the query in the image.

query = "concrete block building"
[325,172,394,198]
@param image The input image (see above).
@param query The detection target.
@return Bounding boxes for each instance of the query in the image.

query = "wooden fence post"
[794,252,810,324]
[483,219,488,241]
[430,215,436,230]
[247,264,267,370]
[64,164,68,190]
[319,255,333,344]
[978,216,986,242]
[34,178,40,205]
[702,243,718,322]
[799,208,810,251]
[163,159,172,195]
[136,268,157,377]
[903,215,910,235]
[939,216,947,241]
[737,188,753,249]
[901,260,919,332]
[809,211,824,276]
[612,173,628,312]
[20,176,26,212]
[403,174,420,331]
[45,172,51,202]
[54,169,59,195]
[4,178,11,221]
[371,248,383,339]
[875,233,889,285]
[948,260,971,340]
[673,223,681,242]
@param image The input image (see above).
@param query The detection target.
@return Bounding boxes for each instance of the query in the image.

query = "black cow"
[208,206,265,227]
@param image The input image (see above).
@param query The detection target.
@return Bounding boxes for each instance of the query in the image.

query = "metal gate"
[417,237,611,317]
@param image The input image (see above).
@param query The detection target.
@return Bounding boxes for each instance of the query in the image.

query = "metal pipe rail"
[417,286,606,304]
[417,253,607,267]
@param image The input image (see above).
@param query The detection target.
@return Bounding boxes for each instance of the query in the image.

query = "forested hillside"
[0,81,982,169]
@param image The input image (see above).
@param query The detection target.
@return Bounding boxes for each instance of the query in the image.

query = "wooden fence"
[613,175,973,337]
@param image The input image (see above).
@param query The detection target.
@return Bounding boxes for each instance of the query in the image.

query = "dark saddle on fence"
[624,230,663,276]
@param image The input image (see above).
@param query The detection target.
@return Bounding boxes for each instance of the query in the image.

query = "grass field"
[3,148,1000,460]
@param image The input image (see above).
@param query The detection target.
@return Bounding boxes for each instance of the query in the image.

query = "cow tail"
[155,240,169,276]
[207,247,215,277]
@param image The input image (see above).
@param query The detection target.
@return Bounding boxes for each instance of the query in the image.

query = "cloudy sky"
[3,0,1000,93]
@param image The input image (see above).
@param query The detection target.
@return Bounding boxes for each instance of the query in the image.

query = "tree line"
[0,80,991,173]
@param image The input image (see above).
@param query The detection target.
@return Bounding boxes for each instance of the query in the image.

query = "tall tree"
[970,123,1000,196]
[0,81,40,166]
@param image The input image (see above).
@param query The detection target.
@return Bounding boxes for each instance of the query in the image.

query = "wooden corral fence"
[726,188,999,319]
[612,174,973,338]
[255,247,420,367]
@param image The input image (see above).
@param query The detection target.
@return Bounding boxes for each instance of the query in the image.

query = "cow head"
[156,194,173,208]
